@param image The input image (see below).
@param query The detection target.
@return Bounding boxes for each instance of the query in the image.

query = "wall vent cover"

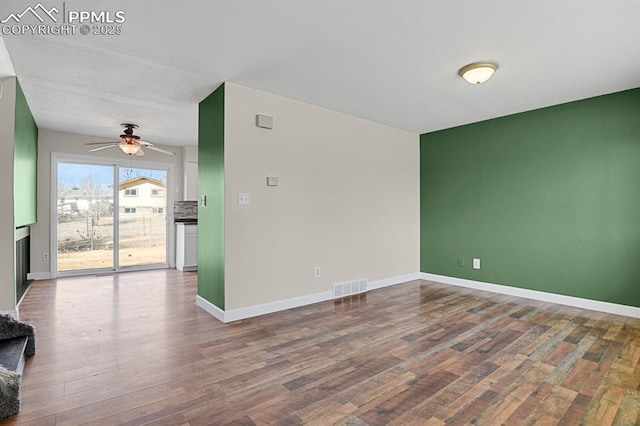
[333,279,368,298]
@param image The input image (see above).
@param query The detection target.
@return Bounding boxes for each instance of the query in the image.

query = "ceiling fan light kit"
[85,123,175,156]
[119,143,141,155]
[118,123,142,155]
[458,61,499,85]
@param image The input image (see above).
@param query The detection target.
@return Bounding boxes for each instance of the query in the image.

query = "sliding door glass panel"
[57,163,115,272]
[118,167,168,268]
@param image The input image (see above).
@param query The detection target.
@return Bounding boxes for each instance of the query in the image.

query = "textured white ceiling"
[1,0,639,146]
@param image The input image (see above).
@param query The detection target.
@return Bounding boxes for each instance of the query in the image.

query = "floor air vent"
[333,279,368,298]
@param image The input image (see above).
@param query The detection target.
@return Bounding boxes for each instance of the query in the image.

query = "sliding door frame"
[51,153,175,278]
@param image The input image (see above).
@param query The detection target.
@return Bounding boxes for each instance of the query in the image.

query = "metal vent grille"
[333,279,368,299]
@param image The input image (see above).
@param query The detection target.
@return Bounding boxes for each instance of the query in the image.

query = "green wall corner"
[198,83,225,310]
[421,88,640,307]
[14,79,38,227]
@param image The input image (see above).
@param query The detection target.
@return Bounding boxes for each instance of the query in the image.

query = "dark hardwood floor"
[4,270,640,425]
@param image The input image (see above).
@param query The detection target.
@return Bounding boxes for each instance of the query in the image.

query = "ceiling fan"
[85,123,175,156]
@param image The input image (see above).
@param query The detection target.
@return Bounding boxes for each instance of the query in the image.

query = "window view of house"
[118,172,168,267]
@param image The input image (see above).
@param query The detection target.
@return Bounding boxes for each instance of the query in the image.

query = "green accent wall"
[198,83,225,309]
[421,88,640,307]
[14,80,38,227]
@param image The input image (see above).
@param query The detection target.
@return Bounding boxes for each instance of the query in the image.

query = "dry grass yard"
[56,215,167,270]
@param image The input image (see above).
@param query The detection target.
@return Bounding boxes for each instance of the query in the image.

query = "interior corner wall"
[197,83,225,309]
[224,82,419,310]
[14,79,38,227]
[183,145,198,163]
[0,77,16,312]
[420,88,640,307]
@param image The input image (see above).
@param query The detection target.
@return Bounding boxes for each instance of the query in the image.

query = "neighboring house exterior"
[57,187,112,219]
[119,177,167,215]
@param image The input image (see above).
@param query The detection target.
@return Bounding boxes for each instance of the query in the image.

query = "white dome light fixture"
[119,143,141,155]
[458,61,499,85]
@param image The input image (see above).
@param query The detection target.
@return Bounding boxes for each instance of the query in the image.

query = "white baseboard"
[421,272,640,319]
[197,290,334,323]
[27,272,51,280]
[224,290,334,323]
[196,296,226,322]
[197,272,421,323]
[368,272,421,291]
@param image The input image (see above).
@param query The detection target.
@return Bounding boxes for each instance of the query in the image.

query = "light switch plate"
[266,176,278,186]
[473,258,480,269]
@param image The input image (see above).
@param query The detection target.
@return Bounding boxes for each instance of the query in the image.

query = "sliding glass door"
[118,167,167,267]
[56,163,115,272]
[56,158,170,275]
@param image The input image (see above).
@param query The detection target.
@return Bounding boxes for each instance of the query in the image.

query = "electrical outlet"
[458,258,464,267]
[473,258,480,269]
[314,266,321,278]
[42,252,49,261]
[237,192,250,205]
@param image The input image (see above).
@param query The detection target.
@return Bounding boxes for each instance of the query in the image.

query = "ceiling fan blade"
[145,145,175,156]
[135,148,145,156]
[89,144,118,152]
[138,140,153,147]
[85,141,121,146]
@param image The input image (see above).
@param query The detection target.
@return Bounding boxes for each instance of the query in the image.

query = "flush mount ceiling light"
[458,61,499,85]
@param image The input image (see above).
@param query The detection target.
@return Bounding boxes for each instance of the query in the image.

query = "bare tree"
[79,175,110,223]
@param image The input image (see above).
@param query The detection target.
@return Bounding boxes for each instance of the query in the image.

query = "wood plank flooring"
[4,270,640,425]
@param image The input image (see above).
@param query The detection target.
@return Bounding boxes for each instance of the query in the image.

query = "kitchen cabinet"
[184,162,198,201]
[176,223,197,271]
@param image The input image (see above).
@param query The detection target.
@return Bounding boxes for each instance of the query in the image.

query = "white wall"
[30,129,185,276]
[0,77,16,314]
[223,83,420,310]
[183,145,198,163]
